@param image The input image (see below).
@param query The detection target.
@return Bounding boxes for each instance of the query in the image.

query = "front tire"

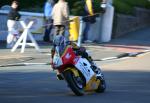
[64,70,84,96]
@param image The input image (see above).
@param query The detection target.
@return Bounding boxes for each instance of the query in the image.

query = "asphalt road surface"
[0,65,150,103]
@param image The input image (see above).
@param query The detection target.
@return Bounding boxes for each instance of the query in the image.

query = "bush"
[113,0,133,14]
[124,0,150,9]
[71,1,84,16]
[113,0,150,15]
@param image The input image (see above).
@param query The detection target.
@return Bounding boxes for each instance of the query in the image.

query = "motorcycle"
[51,43,106,96]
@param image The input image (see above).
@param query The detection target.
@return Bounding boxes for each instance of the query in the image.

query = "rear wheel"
[96,76,106,93]
[64,70,84,96]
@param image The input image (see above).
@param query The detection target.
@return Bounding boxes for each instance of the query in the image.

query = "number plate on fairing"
[75,58,95,83]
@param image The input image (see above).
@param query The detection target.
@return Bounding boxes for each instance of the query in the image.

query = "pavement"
[0,41,125,67]
[0,26,150,67]
[102,51,150,72]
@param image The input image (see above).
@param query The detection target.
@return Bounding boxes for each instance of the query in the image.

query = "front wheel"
[63,70,84,96]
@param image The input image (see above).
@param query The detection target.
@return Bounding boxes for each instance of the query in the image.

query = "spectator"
[82,0,96,43]
[51,0,69,37]
[43,0,55,42]
[100,0,107,13]
[82,0,107,43]
[50,0,69,59]
[7,0,21,48]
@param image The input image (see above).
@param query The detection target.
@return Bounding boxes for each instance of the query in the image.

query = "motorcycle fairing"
[61,46,76,65]
[75,58,95,83]
[84,75,100,91]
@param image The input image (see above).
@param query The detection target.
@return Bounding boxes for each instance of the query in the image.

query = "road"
[0,26,150,103]
[0,62,150,103]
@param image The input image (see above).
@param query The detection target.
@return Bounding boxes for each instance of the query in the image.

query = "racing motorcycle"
[51,42,106,96]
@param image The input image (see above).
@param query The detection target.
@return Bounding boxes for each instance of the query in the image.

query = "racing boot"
[56,71,64,80]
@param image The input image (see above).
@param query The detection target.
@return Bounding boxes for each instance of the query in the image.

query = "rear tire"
[64,70,84,96]
[96,77,106,93]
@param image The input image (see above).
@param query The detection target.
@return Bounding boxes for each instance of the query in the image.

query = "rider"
[51,34,100,74]
[51,34,90,62]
